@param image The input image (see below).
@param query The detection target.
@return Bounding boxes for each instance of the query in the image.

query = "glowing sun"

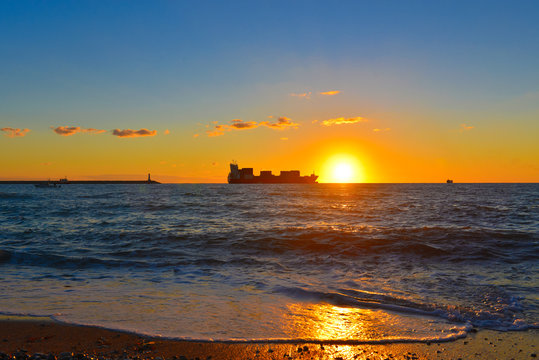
[321,154,364,183]
[333,162,353,183]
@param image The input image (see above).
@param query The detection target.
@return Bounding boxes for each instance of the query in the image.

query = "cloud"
[112,128,157,137]
[207,117,299,137]
[206,119,260,137]
[322,116,367,126]
[280,137,288,141]
[1,127,30,137]
[460,124,474,132]
[52,126,106,136]
[290,92,312,99]
[320,90,341,96]
[373,128,391,132]
[164,129,170,135]
[206,128,225,137]
[53,126,80,136]
[261,116,299,129]
[229,119,259,129]
[193,133,200,138]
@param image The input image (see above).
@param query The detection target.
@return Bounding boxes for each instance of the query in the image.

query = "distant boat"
[446,179,453,183]
[228,162,318,184]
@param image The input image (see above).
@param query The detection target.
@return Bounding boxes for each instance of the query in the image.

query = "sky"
[1,0,538,182]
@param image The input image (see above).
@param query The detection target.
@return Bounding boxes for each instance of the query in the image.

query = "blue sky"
[1,0,538,181]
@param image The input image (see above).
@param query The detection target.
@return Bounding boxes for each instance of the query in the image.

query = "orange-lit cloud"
[52,126,106,136]
[460,124,474,132]
[193,133,200,138]
[164,129,170,135]
[1,127,30,137]
[280,137,288,141]
[206,129,224,137]
[229,119,259,129]
[320,90,341,96]
[207,117,299,137]
[322,116,367,126]
[373,128,391,132]
[207,119,258,137]
[261,116,299,129]
[82,128,106,134]
[290,92,312,99]
[112,128,157,137]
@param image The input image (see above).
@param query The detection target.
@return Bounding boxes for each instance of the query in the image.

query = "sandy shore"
[0,317,536,359]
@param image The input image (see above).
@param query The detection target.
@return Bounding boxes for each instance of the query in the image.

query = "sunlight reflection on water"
[283,302,469,342]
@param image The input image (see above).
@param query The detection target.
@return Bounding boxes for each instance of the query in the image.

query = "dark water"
[0,184,537,342]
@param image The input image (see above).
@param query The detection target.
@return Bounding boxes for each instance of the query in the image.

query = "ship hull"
[228,176,318,184]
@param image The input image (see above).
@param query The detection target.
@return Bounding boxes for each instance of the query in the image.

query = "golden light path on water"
[283,303,385,360]
[281,302,469,344]
[286,303,371,339]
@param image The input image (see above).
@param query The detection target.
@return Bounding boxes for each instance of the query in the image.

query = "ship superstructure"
[228,162,318,184]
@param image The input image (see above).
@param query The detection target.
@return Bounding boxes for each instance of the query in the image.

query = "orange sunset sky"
[1,2,538,183]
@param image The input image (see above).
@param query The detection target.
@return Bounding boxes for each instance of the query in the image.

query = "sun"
[333,162,353,183]
[321,154,364,183]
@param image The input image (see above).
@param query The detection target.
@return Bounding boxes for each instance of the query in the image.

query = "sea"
[0,183,537,343]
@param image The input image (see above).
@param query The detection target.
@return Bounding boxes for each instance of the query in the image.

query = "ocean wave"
[0,311,472,343]
[214,226,539,263]
[3,249,152,269]
[2,225,536,270]
[273,286,537,332]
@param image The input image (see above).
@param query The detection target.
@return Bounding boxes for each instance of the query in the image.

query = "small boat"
[446,179,453,183]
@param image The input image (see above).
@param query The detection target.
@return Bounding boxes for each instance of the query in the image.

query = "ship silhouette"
[228,162,318,184]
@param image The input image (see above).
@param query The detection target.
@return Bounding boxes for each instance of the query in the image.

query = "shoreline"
[0,318,536,359]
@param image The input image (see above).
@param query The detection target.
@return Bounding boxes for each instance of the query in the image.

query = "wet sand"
[0,318,537,359]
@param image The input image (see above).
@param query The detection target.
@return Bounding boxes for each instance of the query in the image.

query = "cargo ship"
[228,162,318,184]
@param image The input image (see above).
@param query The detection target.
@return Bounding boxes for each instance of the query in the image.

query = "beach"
[0,317,537,359]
